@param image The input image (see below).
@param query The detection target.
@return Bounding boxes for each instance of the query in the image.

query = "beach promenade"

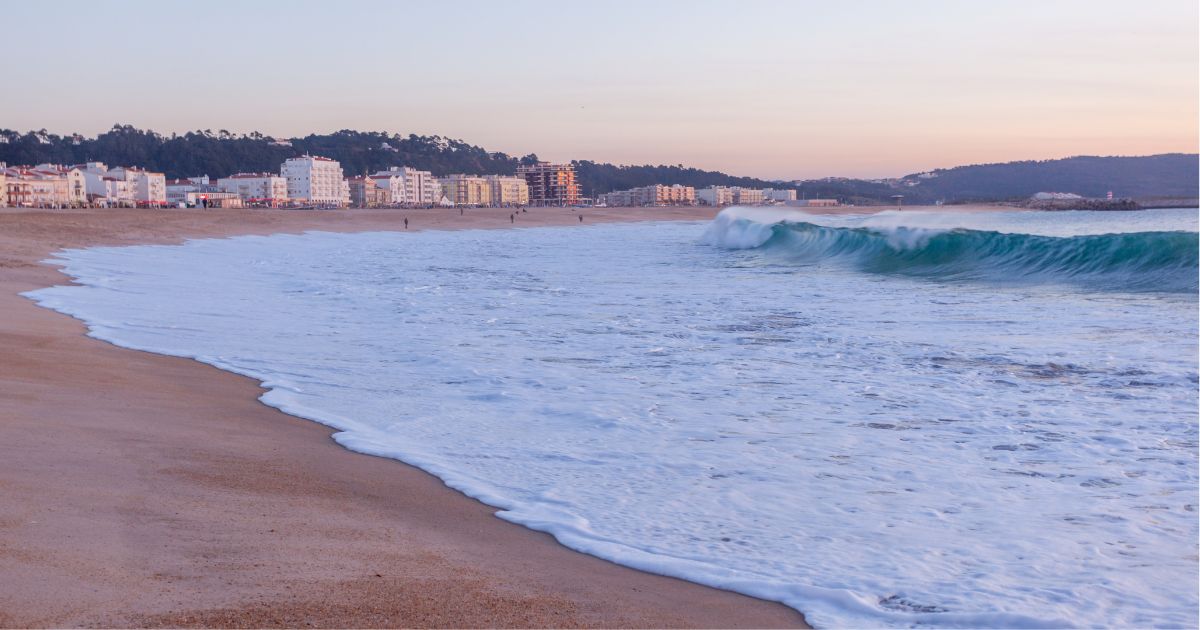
[0,206,812,628]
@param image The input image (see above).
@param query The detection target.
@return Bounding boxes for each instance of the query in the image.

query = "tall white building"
[281,155,349,206]
[370,166,443,206]
[218,173,288,205]
[76,162,136,206]
[108,166,167,205]
[696,186,734,206]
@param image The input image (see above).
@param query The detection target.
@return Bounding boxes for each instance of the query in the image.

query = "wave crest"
[701,212,1199,292]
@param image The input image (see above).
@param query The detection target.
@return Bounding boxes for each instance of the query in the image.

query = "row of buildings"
[164,159,581,209]
[0,156,583,209]
[1,162,166,208]
[597,185,818,207]
[3,154,824,209]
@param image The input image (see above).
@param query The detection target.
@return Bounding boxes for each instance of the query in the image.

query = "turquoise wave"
[758,222,1199,292]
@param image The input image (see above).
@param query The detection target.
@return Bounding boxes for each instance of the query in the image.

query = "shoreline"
[0,203,1010,627]
[0,205,815,628]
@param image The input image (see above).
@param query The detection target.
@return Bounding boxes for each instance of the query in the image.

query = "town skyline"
[4,123,1196,184]
[3,0,1197,179]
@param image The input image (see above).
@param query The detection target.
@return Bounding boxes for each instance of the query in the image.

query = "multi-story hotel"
[600,184,696,207]
[696,186,735,206]
[732,187,765,205]
[108,166,167,205]
[35,164,87,205]
[3,169,33,207]
[439,174,492,206]
[370,166,442,206]
[73,163,165,206]
[76,162,134,206]
[217,173,289,205]
[517,162,580,207]
[483,175,529,207]
[347,176,391,208]
[2,166,60,207]
[1,164,88,207]
[282,155,349,206]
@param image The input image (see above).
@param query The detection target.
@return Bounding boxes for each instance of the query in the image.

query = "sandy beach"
[0,203,1013,627]
[0,205,820,628]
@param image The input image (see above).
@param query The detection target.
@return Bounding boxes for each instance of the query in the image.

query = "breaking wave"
[702,211,1199,292]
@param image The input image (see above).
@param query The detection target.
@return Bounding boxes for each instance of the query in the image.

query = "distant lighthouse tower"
[1106,191,1114,200]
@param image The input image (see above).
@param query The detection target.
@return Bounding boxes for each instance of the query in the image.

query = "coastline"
[1,205,815,628]
[0,203,1008,627]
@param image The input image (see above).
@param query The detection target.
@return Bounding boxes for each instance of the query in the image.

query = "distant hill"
[1,125,1194,203]
[892,154,1199,202]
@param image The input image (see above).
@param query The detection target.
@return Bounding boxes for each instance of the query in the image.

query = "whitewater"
[26,207,1199,628]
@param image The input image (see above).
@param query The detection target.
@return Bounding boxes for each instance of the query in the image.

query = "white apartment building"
[282,155,350,206]
[108,166,167,205]
[763,188,797,202]
[218,173,288,204]
[77,162,134,206]
[696,186,734,206]
[370,166,442,206]
[484,175,530,206]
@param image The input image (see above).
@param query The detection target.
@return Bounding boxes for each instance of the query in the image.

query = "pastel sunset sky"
[3,0,1196,179]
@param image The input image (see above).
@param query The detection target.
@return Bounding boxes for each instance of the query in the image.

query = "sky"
[2,0,1196,179]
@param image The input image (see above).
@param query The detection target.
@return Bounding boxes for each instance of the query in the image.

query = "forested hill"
[1,126,1194,202]
[0,125,786,197]
[895,153,1199,201]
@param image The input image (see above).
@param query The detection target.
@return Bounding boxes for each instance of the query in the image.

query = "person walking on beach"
[404,217,409,230]
[579,214,583,223]
[510,213,514,223]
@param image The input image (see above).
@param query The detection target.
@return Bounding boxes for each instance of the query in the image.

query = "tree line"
[4,125,1191,202]
[0,125,795,197]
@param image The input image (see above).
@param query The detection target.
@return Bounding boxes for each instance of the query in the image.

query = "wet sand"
[0,205,813,628]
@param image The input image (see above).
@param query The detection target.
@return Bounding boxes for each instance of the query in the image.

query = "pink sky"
[2,1,1196,179]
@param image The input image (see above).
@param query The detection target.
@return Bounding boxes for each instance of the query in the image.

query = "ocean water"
[26,208,1198,628]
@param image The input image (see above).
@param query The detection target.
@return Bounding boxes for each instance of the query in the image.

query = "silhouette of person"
[404,217,409,229]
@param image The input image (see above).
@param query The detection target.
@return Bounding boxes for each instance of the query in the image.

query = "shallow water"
[27,208,1199,628]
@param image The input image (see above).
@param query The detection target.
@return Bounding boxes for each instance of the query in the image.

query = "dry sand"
[0,205,814,629]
